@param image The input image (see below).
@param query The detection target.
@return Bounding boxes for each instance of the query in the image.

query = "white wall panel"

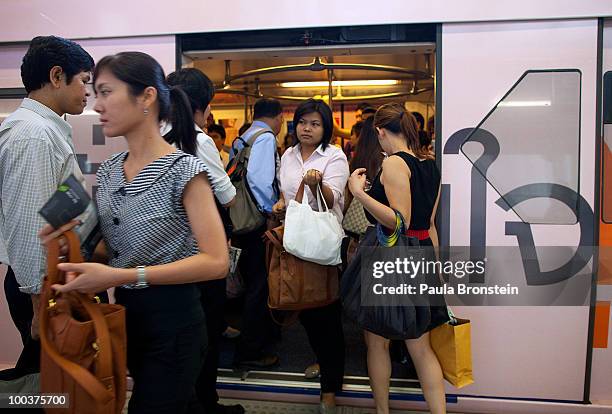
[0,1,611,42]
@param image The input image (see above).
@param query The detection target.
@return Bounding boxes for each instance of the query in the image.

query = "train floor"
[219,297,419,378]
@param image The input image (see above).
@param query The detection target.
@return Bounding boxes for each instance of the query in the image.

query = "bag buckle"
[92,341,100,358]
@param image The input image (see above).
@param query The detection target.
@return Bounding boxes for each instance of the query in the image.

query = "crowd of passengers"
[0,36,445,414]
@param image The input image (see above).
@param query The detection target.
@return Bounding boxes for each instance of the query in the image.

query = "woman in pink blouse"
[272,99,349,414]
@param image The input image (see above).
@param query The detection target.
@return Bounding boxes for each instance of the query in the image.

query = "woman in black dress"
[348,103,447,414]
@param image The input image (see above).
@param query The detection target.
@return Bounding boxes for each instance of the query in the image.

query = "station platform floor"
[121,394,464,413]
[205,398,462,413]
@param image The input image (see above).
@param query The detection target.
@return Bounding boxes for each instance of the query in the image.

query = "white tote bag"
[283,184,344,265]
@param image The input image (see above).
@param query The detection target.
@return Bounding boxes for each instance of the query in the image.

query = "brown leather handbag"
[39,230,127,414]
[265,225,339,311]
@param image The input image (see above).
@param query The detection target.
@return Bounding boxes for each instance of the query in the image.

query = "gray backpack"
[226,129,275,234]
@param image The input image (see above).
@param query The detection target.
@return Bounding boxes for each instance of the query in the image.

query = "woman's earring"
[143,108,149,115]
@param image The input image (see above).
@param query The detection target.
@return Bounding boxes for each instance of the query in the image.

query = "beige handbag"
[342,198,370,236]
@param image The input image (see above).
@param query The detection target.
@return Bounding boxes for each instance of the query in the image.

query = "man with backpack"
[229,98,283,368]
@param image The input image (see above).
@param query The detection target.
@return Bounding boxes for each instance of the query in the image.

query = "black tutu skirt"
[340,227,449,340]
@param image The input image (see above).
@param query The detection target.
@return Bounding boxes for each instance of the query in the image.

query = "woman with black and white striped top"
[51,52,229,414]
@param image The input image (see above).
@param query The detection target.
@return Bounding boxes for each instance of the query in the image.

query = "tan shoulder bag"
[39,230,127,413]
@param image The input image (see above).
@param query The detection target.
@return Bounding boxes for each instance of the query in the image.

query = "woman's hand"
[52,263,130,294]
[303,169,322,187]
[348,168,368,198]
[272,198,286,217]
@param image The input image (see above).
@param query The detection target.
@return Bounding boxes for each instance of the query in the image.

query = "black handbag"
[340,211,447,340]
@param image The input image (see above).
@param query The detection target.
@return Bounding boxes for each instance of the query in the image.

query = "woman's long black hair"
[350,117,384,181]
[93,52,197,155]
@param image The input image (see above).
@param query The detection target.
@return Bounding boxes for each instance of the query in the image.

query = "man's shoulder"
[196,130,216,149]
[0,123,56,158]
[248,127,276,147]
[0,114,57,144]
[245,122,274,137]
[238,125,274,156]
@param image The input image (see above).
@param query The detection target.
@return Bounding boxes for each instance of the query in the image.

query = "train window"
[461,70,581,224]
[603,71,612,223]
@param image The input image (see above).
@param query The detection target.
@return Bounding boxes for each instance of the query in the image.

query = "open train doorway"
[177,24,441,405]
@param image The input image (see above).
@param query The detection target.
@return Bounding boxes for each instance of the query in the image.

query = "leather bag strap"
[40,230,115,402]
[264,227,284,250]
[59,231,113,380]
[76,294,114,381]
[294,181,306,203]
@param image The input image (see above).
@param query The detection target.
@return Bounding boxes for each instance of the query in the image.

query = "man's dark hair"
[21,36,94,93]
[166,68,215,114]
[253,98,282,119]
[356,102,371,111]
[208,123,226,139]
[293,99,334,151]
[362,106,377,116]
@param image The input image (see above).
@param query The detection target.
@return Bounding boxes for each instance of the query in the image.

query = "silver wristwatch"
[134,265,149,289]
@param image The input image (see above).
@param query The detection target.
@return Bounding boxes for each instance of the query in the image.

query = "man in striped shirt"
[0,36,96,379]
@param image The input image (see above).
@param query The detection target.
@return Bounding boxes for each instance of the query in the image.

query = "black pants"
[195,279,226,410]
[0,266,40,379]
[125,309,207,414]
[299,300,345,394]
[232,226,275,360]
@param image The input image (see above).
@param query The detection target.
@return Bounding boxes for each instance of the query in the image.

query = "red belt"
[406,229,430,240]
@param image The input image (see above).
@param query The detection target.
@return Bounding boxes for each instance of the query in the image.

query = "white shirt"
[279,143,349,224]
[219,150,229,169]
[161,122,236,205]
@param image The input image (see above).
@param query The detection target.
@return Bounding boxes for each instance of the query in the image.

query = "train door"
[440,18,599,403]
[178,25,442,409]
[590,17,612,405]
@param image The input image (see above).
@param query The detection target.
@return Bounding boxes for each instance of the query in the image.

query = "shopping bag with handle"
[430,309,474,388]
[283,182,344,266]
